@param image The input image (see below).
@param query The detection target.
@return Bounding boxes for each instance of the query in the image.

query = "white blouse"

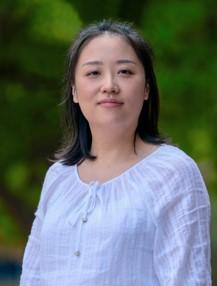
[20,144,211,286]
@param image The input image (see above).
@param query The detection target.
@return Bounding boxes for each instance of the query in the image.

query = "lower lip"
[98,102,123,108]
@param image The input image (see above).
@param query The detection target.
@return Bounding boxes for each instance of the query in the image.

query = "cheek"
[75,78,98,100]
[127,83,146,105]
[125,86,146,119]
[77,102,93,123]
[75,86,95,105]
[74,87,96,120]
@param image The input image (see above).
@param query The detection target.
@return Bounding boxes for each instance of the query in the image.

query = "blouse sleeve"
[19,164,58,286]
[153,158,211,286]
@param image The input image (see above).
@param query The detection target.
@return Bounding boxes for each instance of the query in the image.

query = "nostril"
[112,84,120,93]
[101,83,120,94]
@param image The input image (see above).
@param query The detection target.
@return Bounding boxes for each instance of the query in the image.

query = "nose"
[100,74,120,94]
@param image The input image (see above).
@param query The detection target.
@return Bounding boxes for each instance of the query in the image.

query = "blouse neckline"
[74,144,166,188]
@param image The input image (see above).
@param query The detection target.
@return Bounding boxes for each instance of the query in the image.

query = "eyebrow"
[82,59,136,67]
[116,59,136,65]
[82,60,102,66]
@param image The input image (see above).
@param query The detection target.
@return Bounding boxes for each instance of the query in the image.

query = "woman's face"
[73,34,149,133]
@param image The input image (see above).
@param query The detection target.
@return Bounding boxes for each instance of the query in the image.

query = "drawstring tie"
[73,182,99,256]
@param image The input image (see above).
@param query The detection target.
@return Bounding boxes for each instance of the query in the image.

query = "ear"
[72,85,79,103]
[144,83,150,101]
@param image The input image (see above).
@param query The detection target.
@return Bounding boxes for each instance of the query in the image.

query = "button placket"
[74,182,99,257]
[82,215,88,223]
[74,219,82,256]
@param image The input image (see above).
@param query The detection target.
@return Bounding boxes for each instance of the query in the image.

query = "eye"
[86,70,100,77]
[118,69,133,76]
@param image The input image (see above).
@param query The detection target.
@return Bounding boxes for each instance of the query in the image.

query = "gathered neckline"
[74,144,167,188]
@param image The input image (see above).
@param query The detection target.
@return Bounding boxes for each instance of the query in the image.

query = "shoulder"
[143,144,210,220]
[151,144,204,186]
[47,160,71,174]
[136,143,205,193]
[44,161,73,181]
[155,144,196,167]
[35,161,75,217]
[147,144,209,204]
[40,161,74,199]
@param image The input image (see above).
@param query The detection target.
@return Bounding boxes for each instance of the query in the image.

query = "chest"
[40,182,156,258]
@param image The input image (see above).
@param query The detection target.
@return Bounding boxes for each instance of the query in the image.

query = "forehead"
[77,34,139,62]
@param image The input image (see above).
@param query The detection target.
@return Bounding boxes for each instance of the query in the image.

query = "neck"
[89,129,144,167]
[77,128,158,183]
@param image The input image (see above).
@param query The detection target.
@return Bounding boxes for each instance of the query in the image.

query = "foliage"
[0,0,82,243]
[140,0,217,188]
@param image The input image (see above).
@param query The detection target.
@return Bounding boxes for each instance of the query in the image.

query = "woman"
[20,20,211,285]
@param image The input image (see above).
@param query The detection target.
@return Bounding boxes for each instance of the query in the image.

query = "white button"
[74,250,80,256]
[82,216,88,223]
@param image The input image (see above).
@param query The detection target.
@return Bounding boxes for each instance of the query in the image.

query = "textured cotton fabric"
[20,144,211,286]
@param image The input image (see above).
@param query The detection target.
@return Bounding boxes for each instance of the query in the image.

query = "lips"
[97,99,123,107]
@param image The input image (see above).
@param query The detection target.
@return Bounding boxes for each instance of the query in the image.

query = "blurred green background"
[0,0,216,284]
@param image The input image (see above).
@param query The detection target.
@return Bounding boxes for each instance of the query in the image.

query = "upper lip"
[97,99,123,104]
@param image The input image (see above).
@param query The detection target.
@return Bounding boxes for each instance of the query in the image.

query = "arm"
[154,161,211,286]
[19,212,43,286]
[19,164,58,286]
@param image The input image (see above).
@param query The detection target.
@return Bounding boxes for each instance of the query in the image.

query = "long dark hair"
[54,20,166,165]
